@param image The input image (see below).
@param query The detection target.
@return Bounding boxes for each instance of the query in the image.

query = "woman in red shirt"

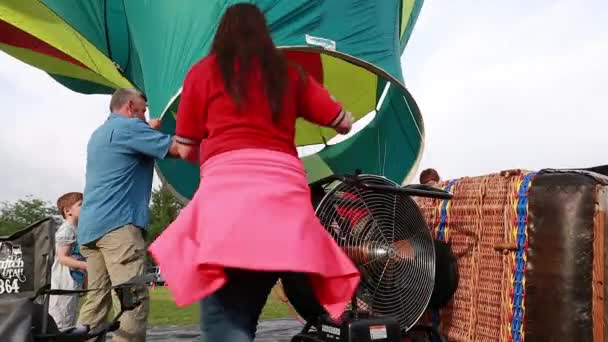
[148,4,360,341]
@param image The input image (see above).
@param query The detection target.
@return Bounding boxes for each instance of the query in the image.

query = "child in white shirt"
[48,192,87,330]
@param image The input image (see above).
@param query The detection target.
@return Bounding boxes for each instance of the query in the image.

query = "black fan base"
[290,317,447,342]
[291,313,401,342]
[292,332,443,342]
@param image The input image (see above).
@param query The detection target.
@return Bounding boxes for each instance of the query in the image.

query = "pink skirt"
[148,148,360,319]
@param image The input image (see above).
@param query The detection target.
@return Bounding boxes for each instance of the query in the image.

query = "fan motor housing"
[428,239,459,309]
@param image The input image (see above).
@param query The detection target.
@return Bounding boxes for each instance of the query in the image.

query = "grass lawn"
[148,286,292,326]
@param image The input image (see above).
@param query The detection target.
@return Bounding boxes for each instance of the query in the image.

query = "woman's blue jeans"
[199,269,281,342]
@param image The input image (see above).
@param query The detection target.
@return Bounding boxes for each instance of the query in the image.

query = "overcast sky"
[1,0,606,203]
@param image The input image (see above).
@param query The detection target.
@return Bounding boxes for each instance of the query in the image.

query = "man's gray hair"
[109,88,146,112]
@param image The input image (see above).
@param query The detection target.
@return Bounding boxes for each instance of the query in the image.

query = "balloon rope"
[273,280,306,325]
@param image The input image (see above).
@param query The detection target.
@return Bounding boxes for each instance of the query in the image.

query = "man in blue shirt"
[77,88,179,341]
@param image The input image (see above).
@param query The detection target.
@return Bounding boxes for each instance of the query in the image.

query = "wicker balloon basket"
[416,169,608,341]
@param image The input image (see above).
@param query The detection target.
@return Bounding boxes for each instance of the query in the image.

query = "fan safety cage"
[315,175,435,331]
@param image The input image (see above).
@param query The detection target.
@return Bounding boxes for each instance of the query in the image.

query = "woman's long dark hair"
[211,3,287,122]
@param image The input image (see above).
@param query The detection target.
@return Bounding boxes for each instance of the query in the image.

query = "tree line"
[0,185,184,247]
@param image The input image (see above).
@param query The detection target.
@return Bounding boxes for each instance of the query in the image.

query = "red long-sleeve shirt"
[175,53,343,164]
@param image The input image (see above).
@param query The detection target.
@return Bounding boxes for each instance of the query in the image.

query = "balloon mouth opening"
[276,46,404,157]
[155,46,422,203]
[158,45,412,123]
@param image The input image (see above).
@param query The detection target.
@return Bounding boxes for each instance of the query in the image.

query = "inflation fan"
[283,173,459,342]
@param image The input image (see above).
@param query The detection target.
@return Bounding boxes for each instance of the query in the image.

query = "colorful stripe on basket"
[508,171,536,342]
[437,179,458,241]
[432,178,459,341]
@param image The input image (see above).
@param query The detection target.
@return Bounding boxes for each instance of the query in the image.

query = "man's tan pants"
[78,225,149,341]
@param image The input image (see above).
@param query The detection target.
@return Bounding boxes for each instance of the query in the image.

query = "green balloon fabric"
[0,0,425,201]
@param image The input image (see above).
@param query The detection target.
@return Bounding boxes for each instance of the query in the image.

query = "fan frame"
[316,174,437,328]
[286,172,453,339]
